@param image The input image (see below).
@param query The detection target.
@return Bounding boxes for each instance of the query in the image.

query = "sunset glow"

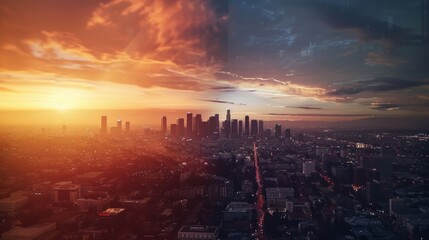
[0,0,428,126]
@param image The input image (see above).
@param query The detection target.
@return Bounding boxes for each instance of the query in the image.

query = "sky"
[0,0,428,126]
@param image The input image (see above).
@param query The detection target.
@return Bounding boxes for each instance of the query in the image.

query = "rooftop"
[98,208,125,217]
[179,225,218,234]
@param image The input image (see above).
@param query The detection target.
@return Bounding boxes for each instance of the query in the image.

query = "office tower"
[231,119,238,138]
[258,120,264,134]
[100,116,107,134]
[275,124,282,137]
[224,120,231,139]
[208,116,217,136]
[195,114,202,136]
[214,114,220,135]
[186,112,193,137]
[161,116,167,133]
[177,118,185,137]
[250,119,258,137]
[284,128,291,139]
[201,121,209,138]
[244,115,250,136]
[226,109,231,122]
[171,124,177,137]
[238,120,243,136]
[303,161,316,177]
[117,119,122,131]
[125,121,130,133]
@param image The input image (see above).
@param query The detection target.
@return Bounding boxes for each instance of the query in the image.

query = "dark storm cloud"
[327,77,426,96]
[306,1,416,45]
[370,103,400,111]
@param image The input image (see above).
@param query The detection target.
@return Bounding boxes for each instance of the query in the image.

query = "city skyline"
[1,0,428,126]
[0,1,428,239]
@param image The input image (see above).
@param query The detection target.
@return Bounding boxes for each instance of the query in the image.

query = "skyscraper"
[231,119,238,138]
[244,115,250,136]
[238,120,243,137]
[195,114,202,136]
[275,124,282,137]
[208,116,216,136]
[187,112,193,137]
[250,119,258,137]
[125,121,130,133]
[214,114,220,135]
[177,118,185,137]
[224,120,231,139]
[226,109,231,122]
[161,116,167,133]
[284,128,291,139]
[258,120,264,134]
[100,116,107,135]
[171,124,177,137]
[117,119,122,131]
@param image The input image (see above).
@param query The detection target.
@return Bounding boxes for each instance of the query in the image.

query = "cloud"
[267,113,371,117]
[287,106,323,110]
[307,1,415,46]
[365,51,406,67]
[0,0,229,93]
[202,99,246,106]
[87,0,228,64]
[327,77,426,96]
[370,103,400,111]
[0,86,15,92]
[215,71,336,102]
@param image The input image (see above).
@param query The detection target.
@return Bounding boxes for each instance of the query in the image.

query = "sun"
[51,88,81,111]
[56,102,70,111]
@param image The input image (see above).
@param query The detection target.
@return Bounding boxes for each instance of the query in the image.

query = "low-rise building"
[178,225,219,240]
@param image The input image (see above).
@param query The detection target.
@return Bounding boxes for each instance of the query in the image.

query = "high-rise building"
[195,114,202,136]
[214,114,220,135]
[231,119,238,137]
[201,121,209,137]
[208,116,217,136]
[125,121,130,133]
[258,120,264,134]
[238,120,243,136]
[100,116,107,134]
[226,109,231,122]
[171,124,177,137]
[284,128,291,139]
[186,113,193,137]
[116,119,122,131]
[250,119,258,137]
[177,118,185,137]
[244,116,250,136]
[275,124,282,137]
[224,120,231,139]
[161,116,167,133]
